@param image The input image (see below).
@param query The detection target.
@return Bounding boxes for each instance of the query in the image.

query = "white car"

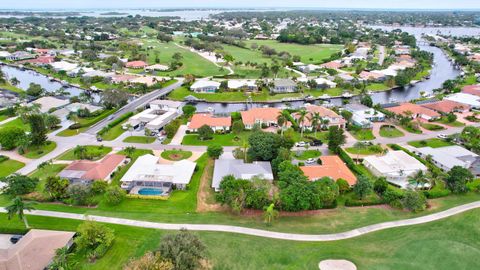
[437,134,448,139]
[295,141,307,147]
[306,158,316,164]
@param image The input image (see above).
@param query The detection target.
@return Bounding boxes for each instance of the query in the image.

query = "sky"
[2,0,480,10]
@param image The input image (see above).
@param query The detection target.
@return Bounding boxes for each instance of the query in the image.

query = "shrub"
[402,190,427,212]
[158,229,206,270]
[91,181,108,194]
[68,123,82,130]
[75,220,114,261]
[336,179,350,193]
[66,184,92,206]
[374,177,388,195]
[104,186,126,205]
[0,127,25,150]
[0,174,39,196]
[207,144,223,159]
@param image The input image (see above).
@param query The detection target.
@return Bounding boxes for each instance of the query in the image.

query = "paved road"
[2,201,479,241]
[85,79,184,135]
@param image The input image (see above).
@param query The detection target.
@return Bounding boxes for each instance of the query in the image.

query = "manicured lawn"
[30,163,68,192]
[21,141,57,159]
[0,159,25,177]
[57,145,112,161]
[349,129,375,141]
[161,149,193,161]
[435,117,465,127]
[365,83,389,91]
[0,117,30,131]
[100,121,128,141]
[420,122,445,131]
[408,138,454,149]
[293,150,321,160]
[123,136,156,144]
[345,145,384,155]
[56,109,116,137]
[182,132,250,146]
[379,125,404,138]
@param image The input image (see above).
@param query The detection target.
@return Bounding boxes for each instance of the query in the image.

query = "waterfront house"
[58,154,126,185]
[188,113,231,132]
[292,104,346,130]
[125,60,148,69]
[227,80,258,91]
[240,107,282,129]
[386,102,440,121]
[270,79,297,93]
[190,80,221,93]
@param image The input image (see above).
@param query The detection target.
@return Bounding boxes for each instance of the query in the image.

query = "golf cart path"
[2,201,480,241]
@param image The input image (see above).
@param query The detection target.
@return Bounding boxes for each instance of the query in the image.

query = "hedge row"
[338,148,369,177]
[345,198,384,207]
[97,112,134,135]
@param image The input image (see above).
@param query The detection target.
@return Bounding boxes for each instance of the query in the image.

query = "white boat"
[342,92,353,98]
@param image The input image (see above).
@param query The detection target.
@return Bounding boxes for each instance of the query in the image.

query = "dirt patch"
[196,158,228,213]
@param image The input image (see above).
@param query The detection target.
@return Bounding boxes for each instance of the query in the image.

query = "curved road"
[2,201,479,242]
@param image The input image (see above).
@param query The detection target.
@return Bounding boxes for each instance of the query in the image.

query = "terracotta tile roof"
[359,71,385,80]
[321,61,343,69]
[300,156,357,185]
[386,103,440,118]
[462,85,480,97]
[188,113,231,129]
[421,100,470,113]
[64,154,125,181]
[125,60,147,68]
[305,105,341,118]
[111,74,138,83]
[241,107,281,125]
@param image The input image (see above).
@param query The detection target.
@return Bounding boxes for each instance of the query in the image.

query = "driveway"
[170,125,188,145]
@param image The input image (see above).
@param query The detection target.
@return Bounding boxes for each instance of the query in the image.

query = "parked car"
[10,235,23,244]
[306,158,316,164]
[437,134,448,139]
[157,136,166,142]
[96,136,103,142]
[310,140,323,146]
[107,115,114,120]
[295,141,307,147]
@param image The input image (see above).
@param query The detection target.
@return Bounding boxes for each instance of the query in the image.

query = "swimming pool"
[137,188,164,196]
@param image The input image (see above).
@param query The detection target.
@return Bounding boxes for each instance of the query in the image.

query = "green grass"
[0,159,25,177]
[56,109,116,137]
[0,82,24,93]
[57,145,112,161]
[160,149,193,161]
[182,132,250,146]
[349,129,375,141]
[100,121,128,141]
[0,117,30,131]
[379,125,405,138]
[123,136,156,144]
[435,117,465,127]
[1,204,480,269]
[365,83,389,91]
[293,150,321,160]
[21,141,57,159]
[420,122,445,131]
[408,138,454,149]
[345,145,384,155]
[30,163,68,192]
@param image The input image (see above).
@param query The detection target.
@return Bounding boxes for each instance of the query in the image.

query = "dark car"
[310,140,323,146]
[10,235,23,244]
[96,136,103,142]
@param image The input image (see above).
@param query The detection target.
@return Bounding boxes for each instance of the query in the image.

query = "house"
[50,61,78,72]
[227,80,258,91]
[337,73,355,82]
[385,102,440,121]
[359,71,386,82]
[190,80,221,93]
[345,104,385,128]
[241,107,282,129]
[312,78,337,89]
[363,151,428,188]
[444,93,480,109]
[0,230,75,270]
[111,74,138,84]
[212,156,274,191]
[129,76,167,87]
[6,51,35,61]
[58,154,126,184]
[321,61,343,70]
[462,85,480,97]
[188,113,231,132]
[67,67,95,77]
[82,70,114,79]
[125,60,148,69]
[0,51,11,59]
[52,102,102,120]
[32,96,69,113]
[23,55,55,66]
[270,79,297,93]
[120,154,196,191]
[298,64,321,73]
[300,156,357,186]
[420,100,470,114]
[33,48,56,56]
[293,104,346,129]
[123,100,182,131]
[411,146,480,176]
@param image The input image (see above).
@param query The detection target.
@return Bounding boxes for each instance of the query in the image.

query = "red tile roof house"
[386,102,440,121]
[359,71,386,82]
[292,104,346,130]
[58,154,126,185]
[300,156,357,186]
[241,107,283,130]
[421,100,471,114]
[320,61,343,69]
[462,85,480,97]
[125,60,148,69]
[22,56,55,66]
[188,113,232,132]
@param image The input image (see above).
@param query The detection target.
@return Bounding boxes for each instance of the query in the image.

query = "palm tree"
[16,134,31,155]
[6,197,36,229]
[73,145,87,160]
[242,140,248,162]
[309,112,322,137]
[10,77,19,86]
[297,109,308,138]
[263,203,279,226]
[277,110,291,136]
[320,118,330,130]
[49,247,74,270]
[124,146,136,158]
[408,170,429,189]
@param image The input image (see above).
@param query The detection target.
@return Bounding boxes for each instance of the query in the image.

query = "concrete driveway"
[170,124,188,145]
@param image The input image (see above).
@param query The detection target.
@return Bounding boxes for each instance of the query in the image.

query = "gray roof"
[345,103,369,112]
[212,158,273,190]
[273,79,297,88]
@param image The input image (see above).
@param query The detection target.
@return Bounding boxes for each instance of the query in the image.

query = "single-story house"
[111,74,138,84]
[227,80,258,91]
[52,102,102,120]
[6,51,35,61]
[190,80,221,93]
[67,67,95,77]
[82,70,114,79]
[300,156,357,186]
[359,71,386,82]
[363,150,428,188]
[321,61,343,70]
[337,73,355,82]
[32,96,69,113]
[0,51,11,59]
[0,229,75,270]
[293,104,346,129]
[125,60,148,69]
[241,107,282,129]
[188,113,231,132]
[385,102,440,121]
[298,64,321,73]
[124,100,181,131]
[313,78,337,89]
[444,93,480,109]
[23,56,55,66]
[212,157,274,192]
[120,154,196,191]
[50,61,78,72]
[345,104,385,128]
[58,154,126,184]
[420,100,470,114]
[270,79,297,93]
[411,145,480,176]
[462,85,480,97]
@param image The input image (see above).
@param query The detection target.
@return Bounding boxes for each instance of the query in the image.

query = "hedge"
[345,198,384,207]
[97,112,134,135]
[338,148,368,177]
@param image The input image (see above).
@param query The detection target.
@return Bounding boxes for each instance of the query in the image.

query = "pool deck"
[129,186,169,196]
